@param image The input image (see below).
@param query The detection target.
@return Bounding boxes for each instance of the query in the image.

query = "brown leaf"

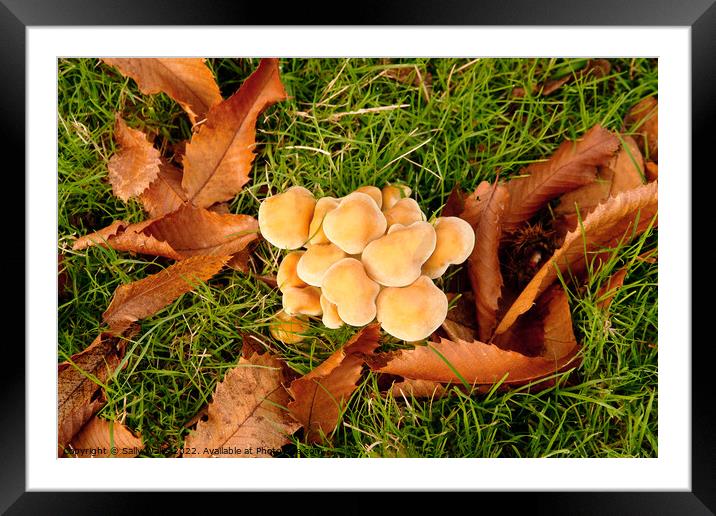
[644,161,658,182]
[374,336,579,385]
[66,416,143,458]
[541,59,611,96]
[58,333,126,453]
[184,350,300,458]
[288,324,380,443]
[182,58,287,208]
[555,135,645,235]
[441,185,466,218]
[107,116,161,201]
[103,58,222,125]
[139,161,187,218]
[103,254,230,333]
[73,204,259,261]
[465,182,509,341]
[595,268,628,312]
[389,378,447,399]
[495,181,657,336]
[502,125,620,231]
[624,96,658,162]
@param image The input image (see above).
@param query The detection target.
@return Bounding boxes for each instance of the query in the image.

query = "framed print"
[4,0,712,512]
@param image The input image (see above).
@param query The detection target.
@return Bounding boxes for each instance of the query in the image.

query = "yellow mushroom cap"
[276,251,307,292]
[282,286,323,316]
[376,276,448,341]
[422,216,476,279]
[296,243,347,287]
[383,197,425,227]
[258,186,316,249]
[381,184,412,210]
[269,310,309,344]
[354,186,383,208]
[320,294,344,329]
[307,196,340,245]
[321,258,381,326]
[361,221,437,287]
[322,192,387,254]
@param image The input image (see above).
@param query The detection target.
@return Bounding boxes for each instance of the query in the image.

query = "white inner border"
[28,27,690,491]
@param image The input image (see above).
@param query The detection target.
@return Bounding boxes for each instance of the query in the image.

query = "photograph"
[57,57,658,459]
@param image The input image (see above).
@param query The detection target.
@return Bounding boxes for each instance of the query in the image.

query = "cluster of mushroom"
[258,184,475,343]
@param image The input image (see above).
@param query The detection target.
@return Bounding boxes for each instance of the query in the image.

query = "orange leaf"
[58,333,126,453]
[103,254,230,333]
[624,96,658,162]
[555,135,645,235]
[465,181,509,341]
[495,181,657,336]
[595,268,629,312]
[184,351,300,458]
[182,58,287,208]
[389,378,447,399]
[502,125,620,231]
[66,416,143,458]
[102,58,222,125]
[288,324,380,443]
[72,219,180,260]
[139,161,187,218]
[107,116,161,201]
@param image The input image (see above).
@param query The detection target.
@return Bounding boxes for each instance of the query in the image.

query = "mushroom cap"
[276,251,307,292]
[320,294,344,329]
[296,243,347,287]
[376,276,448,341]
[270,310,309,344]
[258,186,316,249]
[282,285,323,316]
[322,192,388,254]
[361,221,437,287]
[354,186,383,208]
[307,196,340,245]
[381,184,412,210]
[383,197,425,227]
[422,216,476,279]
[321,257,381,326]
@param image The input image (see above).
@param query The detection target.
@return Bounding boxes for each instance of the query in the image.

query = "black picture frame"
[5,1,711,513]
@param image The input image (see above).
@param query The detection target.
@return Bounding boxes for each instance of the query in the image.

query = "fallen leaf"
[645,161,658,182]
[58,333,126,453]
[502,125,620,231]
[183,350,300,458]
[373,336,579,385]
[182,58,287,208]
[139,161,187,218]
[595,268,628,312]
[495,181,657,336]
[73,204,259,260]
[624,96,658,162]
[103,58,222,125]
[107,116,161,201]
[389,378,447,399]
[541,59,611,96]
[555,135,645,235]
[441,185,466,218]
[66,416,143,458]
[103,254,230,333]
[288,324,380,443]
[465,182,509,341]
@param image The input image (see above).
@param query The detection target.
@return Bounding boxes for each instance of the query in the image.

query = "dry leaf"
[58,333,126,453]
[103,254,230,333]
[502,125,620,231]
[512,59,611,98]
[373,336,579,385]
[184,351,300,458]
[73,204,258,260]
[288,324,380,443]
[139,161,187,218]
[103,58,222,125]
[645,161,658,182]
[555,135,645,235]
[595,268,628,312]
[465,182,509,341]
[624,96,658,162]
[495,181,657,336]
[389,378,447,399]
[66,416,143,458]
[107,116,161,201]
[442,185,467,218]
[182,58,287,208]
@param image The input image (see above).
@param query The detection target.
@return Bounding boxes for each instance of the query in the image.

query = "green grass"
[58,57,658,458]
